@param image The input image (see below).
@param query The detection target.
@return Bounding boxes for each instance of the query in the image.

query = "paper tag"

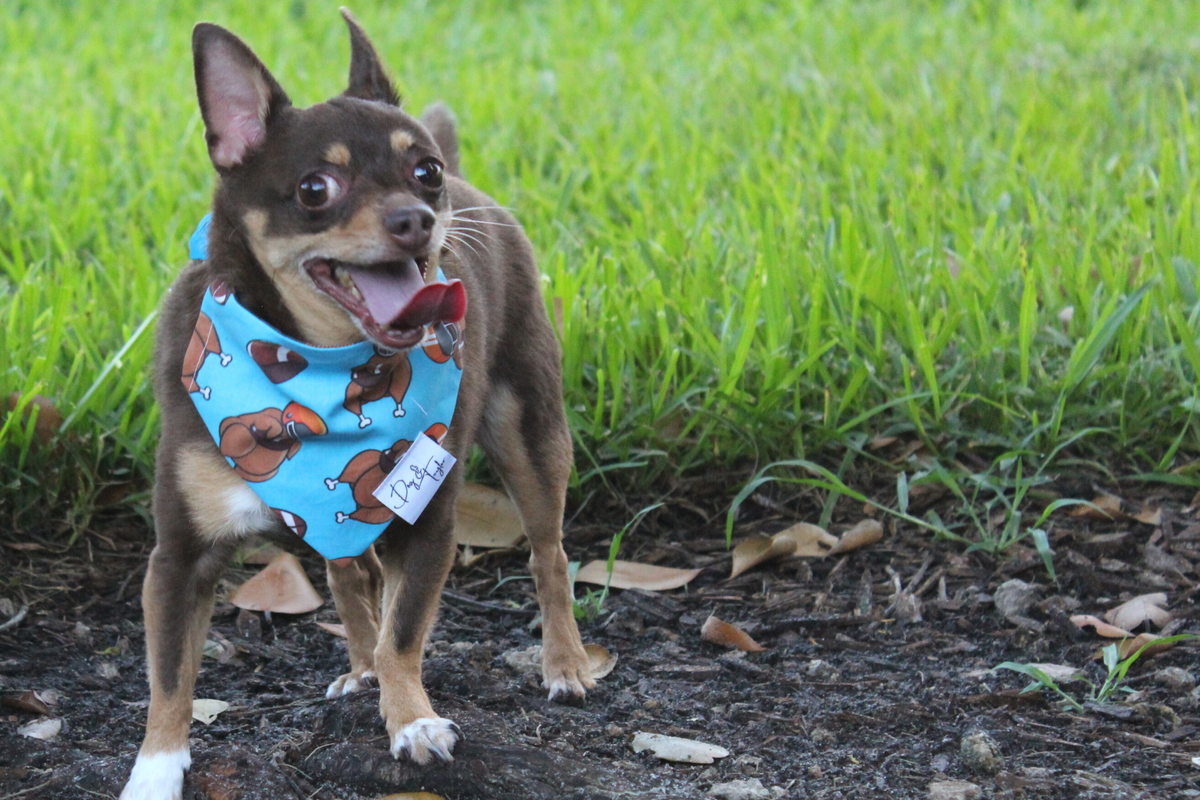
[371,432,457,524]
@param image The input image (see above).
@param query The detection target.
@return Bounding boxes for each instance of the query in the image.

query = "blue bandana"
[184,214,463,560]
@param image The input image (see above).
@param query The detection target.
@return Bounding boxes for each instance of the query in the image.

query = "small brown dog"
[121,10,592,799]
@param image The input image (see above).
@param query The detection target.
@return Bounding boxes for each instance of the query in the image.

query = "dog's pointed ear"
[340,8,401,106]
[193,23,290,170]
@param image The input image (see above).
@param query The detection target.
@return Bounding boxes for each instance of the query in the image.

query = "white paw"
[358,416,372,428]
[119,750,190,800]
[547,676,588,701]
[391,717,458,764]
[325,670,376,699]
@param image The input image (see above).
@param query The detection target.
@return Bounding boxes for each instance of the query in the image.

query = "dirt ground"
[2,472,1199,800]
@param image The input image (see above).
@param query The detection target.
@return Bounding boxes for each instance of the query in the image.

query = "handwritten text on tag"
[371,432,457,524]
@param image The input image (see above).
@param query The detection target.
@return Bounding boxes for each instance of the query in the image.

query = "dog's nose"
[385,206,435,250]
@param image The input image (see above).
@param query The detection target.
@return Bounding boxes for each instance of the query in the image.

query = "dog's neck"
[204,209,308,342]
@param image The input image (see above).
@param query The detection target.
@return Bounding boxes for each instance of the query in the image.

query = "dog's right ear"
[193,23,291,170]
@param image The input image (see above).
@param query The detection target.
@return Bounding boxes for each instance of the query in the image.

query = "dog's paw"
[390,717,458,764]
[325,669,376,699]
[119,750,190,800]
[543,644,595,702]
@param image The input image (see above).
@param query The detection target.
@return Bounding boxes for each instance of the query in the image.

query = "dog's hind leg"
[325,546,383,698]
[121,534,233,800]
[479,383,593,700]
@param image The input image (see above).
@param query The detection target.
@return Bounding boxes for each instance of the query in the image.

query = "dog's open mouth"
[305,257,467,349]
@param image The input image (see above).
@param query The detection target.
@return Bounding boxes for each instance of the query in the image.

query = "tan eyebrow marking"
[390,130,415,153]
[324,143,351,166]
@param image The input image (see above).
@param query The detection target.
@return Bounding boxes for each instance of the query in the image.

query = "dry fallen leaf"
[2,690,52,716]
[729,535,797,579]
[1105,594,1171,631]
[1103,633,1180,660]
[729,522,838,578]
[1027,663,1084,682]
[229,552,323,614]
[315,621,347,638]
[585,643,618,680]
[454,483,525,548]
[192,699,230,725]
[630,731,729,764]
[1070,614,1134,638]
[828,519,884,555]
[575,560,701,591]
[6,393,63,444]
[700,615,765,652]
[1070,493,1127,521]
[17,718,61,741]
[1132,506,1162,526]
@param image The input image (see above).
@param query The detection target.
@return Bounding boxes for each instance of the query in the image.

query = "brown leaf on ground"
[1070,614,1134,638]
[776,522,839,557]
[1132,506,1162,526]
[575,560,701,591]
[828,519,884,555]
[6,393,63,444]
[700,615,765,652]
[1,691,52,716]
[730,535,797,578]
[455,483,525,548]
[584,643,618,680]
[1070,493,1127,521]
[1027,663,1085,682]
[315,621,347,638]
[1111,633,1179,660]
[229,552,323,614]
[1105,593,1171,631]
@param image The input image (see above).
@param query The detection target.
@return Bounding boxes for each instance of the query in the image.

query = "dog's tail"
[421,102,461,178]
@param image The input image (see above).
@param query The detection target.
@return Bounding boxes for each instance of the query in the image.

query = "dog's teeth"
[350,284,363,301]
[336,268,354,290]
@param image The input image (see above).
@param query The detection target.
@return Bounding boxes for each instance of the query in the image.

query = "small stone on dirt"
[929,780,982,800]
[807,764,823,779]
[707,778,771,800]
[994,579,1040,618]
[1155,667,1196,693]
[809,727,837,746]
[97,661,119,680]
[961,732,1001,774]
[805,659,841,682]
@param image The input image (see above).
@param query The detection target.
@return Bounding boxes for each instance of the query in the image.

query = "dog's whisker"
[443,234,483,259]
[447,224,497,242]
[446,228,490,249]
[449,216,522,229]
[450,204,513,214]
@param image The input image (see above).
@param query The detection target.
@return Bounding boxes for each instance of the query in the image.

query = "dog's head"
[194,9,465,349]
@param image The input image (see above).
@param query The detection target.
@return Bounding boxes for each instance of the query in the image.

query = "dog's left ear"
[340,8,401,106]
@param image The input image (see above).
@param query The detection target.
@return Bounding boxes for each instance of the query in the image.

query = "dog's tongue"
[346,262,467,330]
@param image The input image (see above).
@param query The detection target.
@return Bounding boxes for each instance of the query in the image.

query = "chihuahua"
[121,10,592,799]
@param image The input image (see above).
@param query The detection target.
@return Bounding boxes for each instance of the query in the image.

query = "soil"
[2,472,1199,800]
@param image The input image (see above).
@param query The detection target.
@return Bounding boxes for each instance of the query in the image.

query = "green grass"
[4,0,1200,534]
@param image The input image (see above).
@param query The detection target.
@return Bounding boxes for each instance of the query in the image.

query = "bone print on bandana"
[185,220,463,560]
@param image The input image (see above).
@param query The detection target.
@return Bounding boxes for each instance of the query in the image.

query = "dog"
[121,10,592,799]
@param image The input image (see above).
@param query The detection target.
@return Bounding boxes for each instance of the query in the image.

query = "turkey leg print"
[342,347,412,428]
[247,339,309,383]
[325,423,449,524]
[218,402,328,482]
[181,312,232,399]
[421,320,465,369]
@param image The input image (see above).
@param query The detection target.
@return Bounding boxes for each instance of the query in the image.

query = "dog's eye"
[297,173,342,208]
[414,159,444,189]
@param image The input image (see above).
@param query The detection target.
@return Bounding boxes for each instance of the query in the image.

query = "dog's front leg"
[375,509,458,763]
[324,546,383,698]
[121,534,232,800]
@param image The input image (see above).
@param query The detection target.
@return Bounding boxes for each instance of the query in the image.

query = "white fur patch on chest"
[177,444,275,541]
